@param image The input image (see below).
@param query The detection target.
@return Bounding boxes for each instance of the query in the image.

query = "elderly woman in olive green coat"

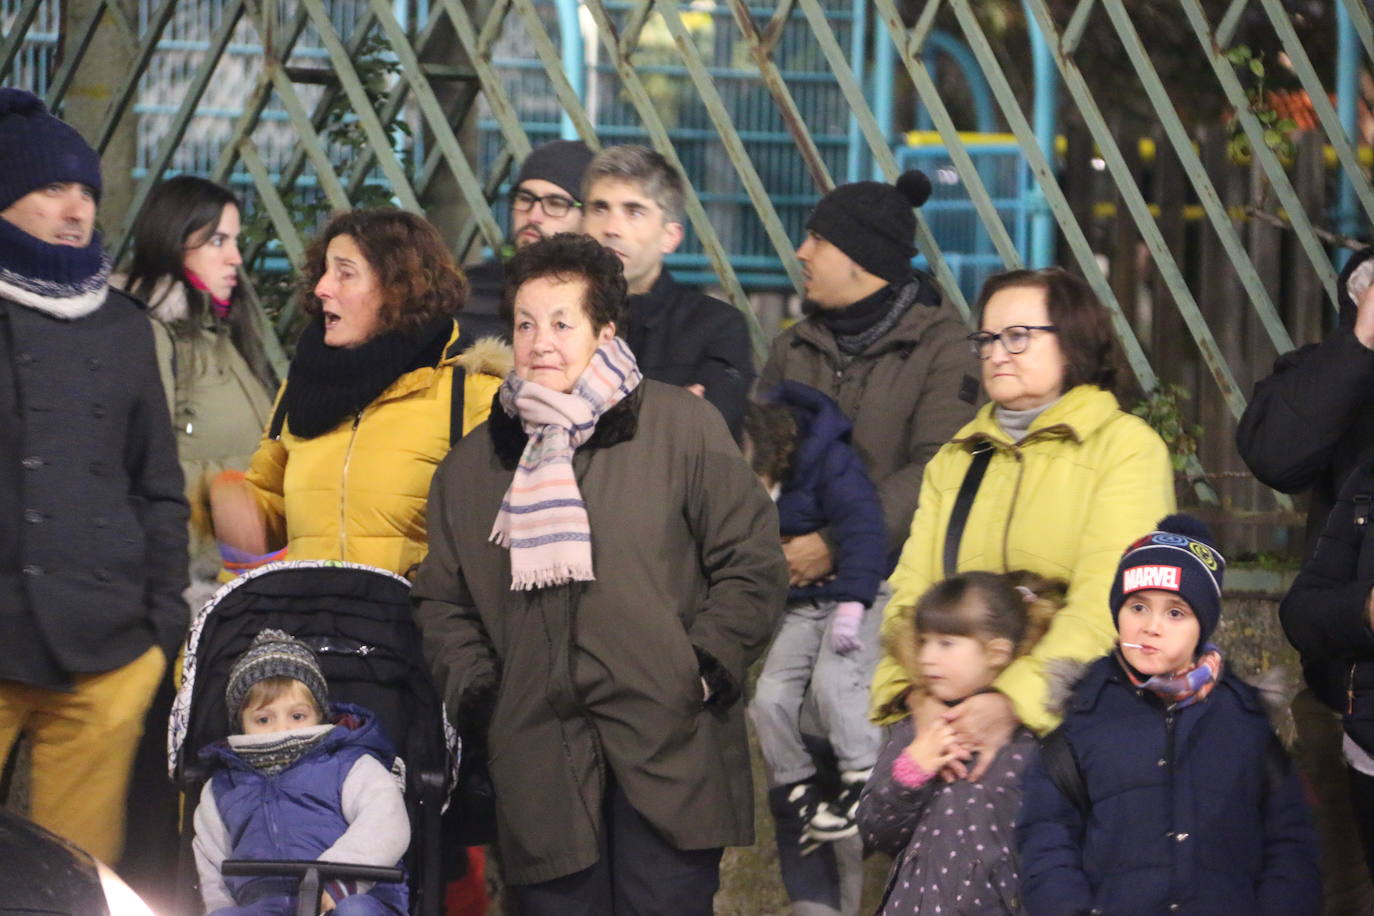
[412,235,786,912]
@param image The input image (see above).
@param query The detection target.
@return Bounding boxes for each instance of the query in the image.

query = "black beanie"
[1109,514,1226,643]
[0,89,102,211]
[805,169,932,286]
[514,140,596,202]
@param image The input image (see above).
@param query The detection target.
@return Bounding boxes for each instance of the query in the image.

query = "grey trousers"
[749,593,885,785]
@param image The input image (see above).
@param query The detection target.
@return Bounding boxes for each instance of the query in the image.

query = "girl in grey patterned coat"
[856,571,1061,914]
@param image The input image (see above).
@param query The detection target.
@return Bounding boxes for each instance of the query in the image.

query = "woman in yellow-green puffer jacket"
[869,268,1174,751]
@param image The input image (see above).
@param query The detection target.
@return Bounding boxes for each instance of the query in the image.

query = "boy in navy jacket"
[746,381,889,843]
[1016,515,1319,916]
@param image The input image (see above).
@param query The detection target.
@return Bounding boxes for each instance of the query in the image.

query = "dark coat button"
[15,352,33,365]
[23,509,43,524]
[86,357,101,370]
[21,456,43,470]
[94,569,111,583]
[94,516,109,528]
[22,565,43,576]
[91,404,106,419]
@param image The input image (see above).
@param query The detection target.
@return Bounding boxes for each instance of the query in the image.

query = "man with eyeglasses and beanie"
[464,138,595,341]
[0,89,188,864]
[582,144,754,441]
[754,169,979,915]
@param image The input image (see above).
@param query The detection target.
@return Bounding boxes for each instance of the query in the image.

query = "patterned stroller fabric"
[169,560,457,785]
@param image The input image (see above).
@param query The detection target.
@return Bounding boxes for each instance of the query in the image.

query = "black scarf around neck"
[281,316,451,439]
[817,274,926,361]
[816,282,896,339]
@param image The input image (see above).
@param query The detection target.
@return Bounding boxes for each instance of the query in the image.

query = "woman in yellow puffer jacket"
[214,208,508,578]
[869,268,1174,771]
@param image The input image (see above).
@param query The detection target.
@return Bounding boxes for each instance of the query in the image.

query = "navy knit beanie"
[1109,514,1226,643]
[225,629,331,728]
[805,170,932,286]
[0,89,102,212]
[515,139,595,203]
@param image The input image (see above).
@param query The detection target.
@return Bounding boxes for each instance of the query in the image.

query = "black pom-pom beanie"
[805,169,932,286]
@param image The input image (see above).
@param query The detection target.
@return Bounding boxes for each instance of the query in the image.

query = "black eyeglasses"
[966,325,1058,358]
[510,188,581,218]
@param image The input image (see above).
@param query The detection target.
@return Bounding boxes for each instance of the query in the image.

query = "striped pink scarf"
[490,337,642,590]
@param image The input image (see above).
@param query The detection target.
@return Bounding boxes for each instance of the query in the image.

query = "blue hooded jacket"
[763,381,888,606]
[200,702,409,909]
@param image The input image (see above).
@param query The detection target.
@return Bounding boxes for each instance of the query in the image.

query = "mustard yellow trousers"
[0,645,165,864]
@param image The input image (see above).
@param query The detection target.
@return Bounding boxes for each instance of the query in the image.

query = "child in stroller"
[170,561,456,916]
[193,628,409,915]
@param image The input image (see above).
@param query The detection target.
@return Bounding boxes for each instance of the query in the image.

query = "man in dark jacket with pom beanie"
[0,89,188,864]
[757,171,980,915]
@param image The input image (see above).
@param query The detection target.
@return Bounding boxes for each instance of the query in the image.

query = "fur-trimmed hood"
[452,334,513,380]
[111,272,193,324]
[1042,652,1295,738]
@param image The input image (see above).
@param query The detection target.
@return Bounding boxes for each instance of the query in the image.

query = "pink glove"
[830,601,865,655]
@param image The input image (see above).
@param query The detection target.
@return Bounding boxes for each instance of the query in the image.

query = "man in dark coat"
[756,170,980,915]
[1237,247,1374,909]
[0,90,188,864]
[582,144,754,441]
[462,139,595,343]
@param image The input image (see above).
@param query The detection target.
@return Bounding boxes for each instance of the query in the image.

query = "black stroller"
[168,560,458,916]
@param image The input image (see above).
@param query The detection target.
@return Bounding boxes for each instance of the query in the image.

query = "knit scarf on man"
[0,215,110,318]
[816,273,930,369]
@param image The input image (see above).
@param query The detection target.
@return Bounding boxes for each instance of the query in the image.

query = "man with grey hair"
[582,144,753,440]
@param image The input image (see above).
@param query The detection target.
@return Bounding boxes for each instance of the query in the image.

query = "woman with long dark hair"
[116,175,276,602]
[113,175,278,911]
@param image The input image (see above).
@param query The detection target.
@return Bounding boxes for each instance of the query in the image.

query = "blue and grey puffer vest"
[201,702,408,908]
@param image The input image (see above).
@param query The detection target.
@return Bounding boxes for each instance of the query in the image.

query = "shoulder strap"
[1039,727,1090,816]
[447,328,473,447]
[268,393,288,440]
[450,365,467,446]
[942,442,994,577]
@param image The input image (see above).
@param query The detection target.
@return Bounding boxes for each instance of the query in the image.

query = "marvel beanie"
[0,89,102,212]
[514,140,596,202]
[225,628,331,727]
[1109,514,1226,642]
[805,169,932,286]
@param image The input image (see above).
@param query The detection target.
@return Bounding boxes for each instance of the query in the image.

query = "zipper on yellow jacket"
[339,411,362,560]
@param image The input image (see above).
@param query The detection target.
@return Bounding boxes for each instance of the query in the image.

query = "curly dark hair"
[975,267,1137,402]
[743,402,797,486]
[500,232,627,334]
[298,208,468,334]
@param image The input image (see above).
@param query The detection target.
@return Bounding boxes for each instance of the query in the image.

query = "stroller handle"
[221,858,404,882]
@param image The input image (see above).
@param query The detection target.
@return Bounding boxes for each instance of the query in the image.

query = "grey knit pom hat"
[225,628,330,728]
